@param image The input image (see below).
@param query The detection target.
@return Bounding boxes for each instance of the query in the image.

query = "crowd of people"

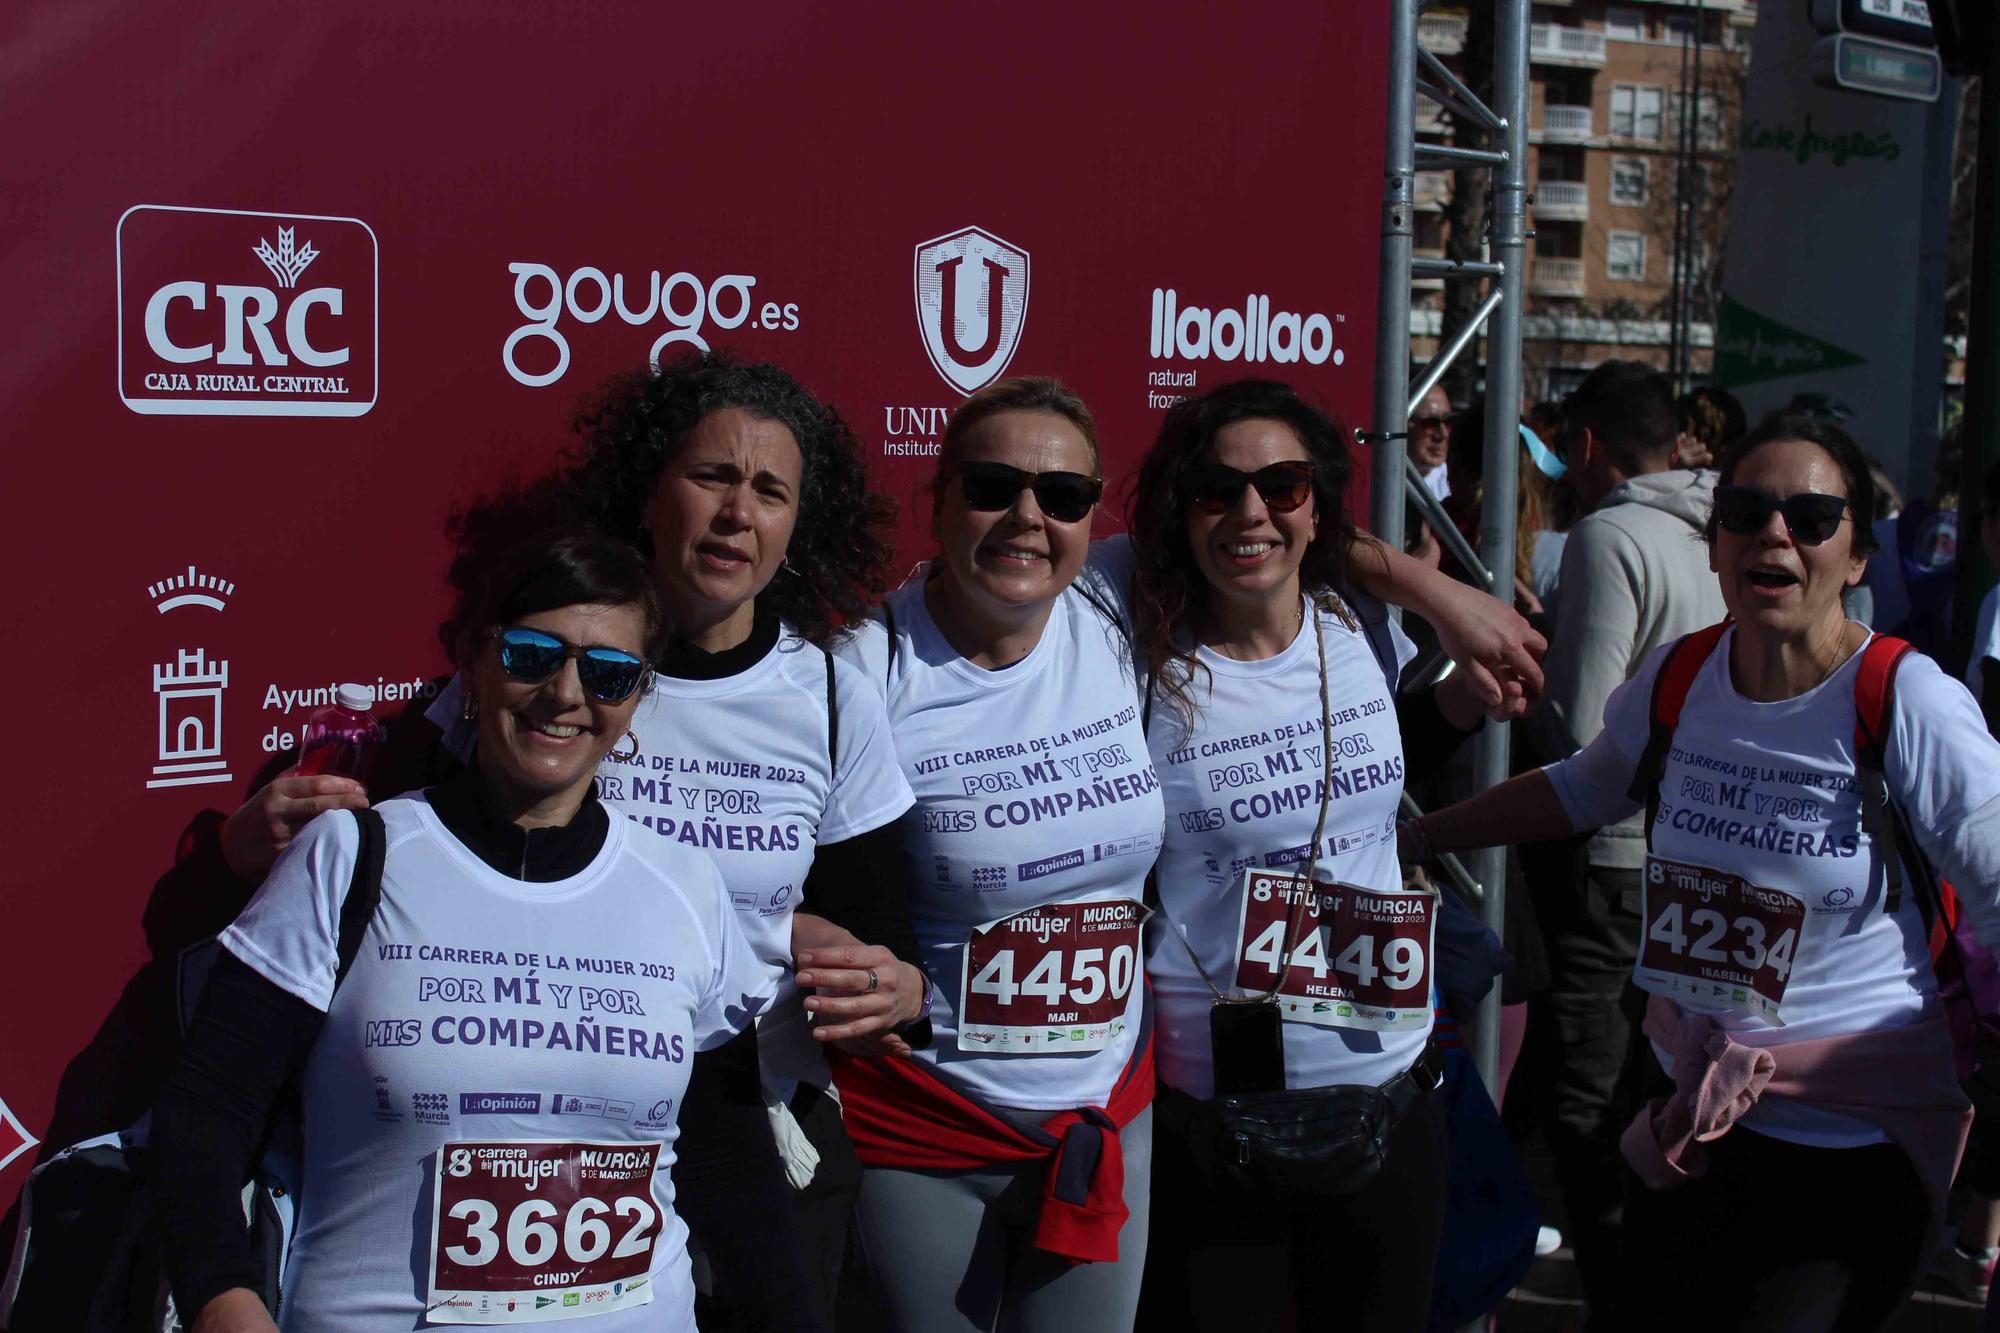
[33,349,2000,1332]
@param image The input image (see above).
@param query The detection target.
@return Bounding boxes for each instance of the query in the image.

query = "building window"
[1605,7,1644,41]
[1610,157,1648,206]
[1611,84,1665,141]
[1607,231,1647,282]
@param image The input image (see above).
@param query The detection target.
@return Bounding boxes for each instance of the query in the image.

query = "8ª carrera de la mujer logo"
[913,225,1029,396]
[117,205,378,417]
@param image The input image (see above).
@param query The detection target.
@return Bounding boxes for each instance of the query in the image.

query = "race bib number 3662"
[1636,855,1805,1024]
[957,898,1148,1053]
[1232,870,1434,1031]
[426,1140,661,1324]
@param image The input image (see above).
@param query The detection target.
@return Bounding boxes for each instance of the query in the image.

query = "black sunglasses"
[1185,461,1318,515]
[491,626,651,703]
[954,461,1102,524]
[1713,486,1850,547]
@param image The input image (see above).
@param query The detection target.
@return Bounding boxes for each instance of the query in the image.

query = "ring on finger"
[866,968,879,994]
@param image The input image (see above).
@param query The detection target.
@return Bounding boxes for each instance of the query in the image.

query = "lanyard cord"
[1166,595,1341,1006]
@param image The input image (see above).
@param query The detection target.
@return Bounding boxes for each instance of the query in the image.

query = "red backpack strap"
[1626,623,1731,845]
[1848,635,1947,926]
[1851,634,1914,769]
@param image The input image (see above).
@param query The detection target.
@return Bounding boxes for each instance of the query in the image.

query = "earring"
[609,731,641,763]
[461,692,477,722]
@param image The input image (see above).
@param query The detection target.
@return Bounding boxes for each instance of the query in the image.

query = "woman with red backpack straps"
[1403,410,2000,1332]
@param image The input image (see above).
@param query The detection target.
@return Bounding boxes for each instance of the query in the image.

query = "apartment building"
[1413,1,1756,402]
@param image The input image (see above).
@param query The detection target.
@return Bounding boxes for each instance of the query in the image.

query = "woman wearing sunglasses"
[828,377,1523,1333]
[1403,411,2000,1331]
[1113,379,1489,1332]
[152,529,776,1332]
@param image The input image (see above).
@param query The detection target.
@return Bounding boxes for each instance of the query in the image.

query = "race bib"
[1232,869,1434,1031]
[957,898,1148,1053]
[1636,855,1805,1024]
[426,1140,662,1324]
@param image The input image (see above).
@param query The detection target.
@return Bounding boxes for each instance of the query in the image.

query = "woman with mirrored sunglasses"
[152,529,778,1332]
[1403,410,2000,1332]
[1109,378,1491,1332]
[200,352,925,1333]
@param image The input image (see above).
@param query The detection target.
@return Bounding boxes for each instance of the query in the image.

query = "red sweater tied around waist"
[831,1023,1154,1265]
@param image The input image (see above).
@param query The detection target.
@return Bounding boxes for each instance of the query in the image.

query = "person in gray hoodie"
[1528,360,1724,1323]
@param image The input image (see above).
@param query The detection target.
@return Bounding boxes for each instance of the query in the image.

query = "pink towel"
[1621,995,1971,1237]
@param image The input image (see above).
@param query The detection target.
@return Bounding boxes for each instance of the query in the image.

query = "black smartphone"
[1210,1000,1285,1095]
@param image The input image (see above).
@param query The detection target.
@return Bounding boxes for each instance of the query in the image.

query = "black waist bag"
[1161,1042,1443,1200]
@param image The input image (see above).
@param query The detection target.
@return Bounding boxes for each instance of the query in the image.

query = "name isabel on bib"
[1636,854,1804,1024]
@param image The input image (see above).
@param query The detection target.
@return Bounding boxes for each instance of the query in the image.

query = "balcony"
[1530,23,1607,67]
[1534,179,1590,222]
[1418,14,1466,55]
[1413,172,1451,212]
[1536,103,1595,143]
[1531,257,1588,298]
[1416,93,1446,132]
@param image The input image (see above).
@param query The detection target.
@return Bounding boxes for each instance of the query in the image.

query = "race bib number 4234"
[1232,870,1434,1031]
[427,1140,661,1324]
[1636,855,1805,1024]
[957,898,1148,1053]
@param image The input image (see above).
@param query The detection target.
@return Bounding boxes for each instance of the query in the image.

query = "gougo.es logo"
[503,263,801,388]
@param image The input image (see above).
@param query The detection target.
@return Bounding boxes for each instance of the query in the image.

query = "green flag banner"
[1712,293,1868,389]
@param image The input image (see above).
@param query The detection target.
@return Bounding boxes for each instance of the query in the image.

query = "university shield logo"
[913,226,1029,396]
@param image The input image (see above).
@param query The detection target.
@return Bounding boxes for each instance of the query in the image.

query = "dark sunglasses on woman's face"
[954,461,1103,524]
[491,626,650,703]
[1713,486,1850,547]
[1185,461,1318,515]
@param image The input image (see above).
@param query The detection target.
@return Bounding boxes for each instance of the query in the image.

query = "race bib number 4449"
[427,1140,661,1324]
[1636,856,1805,1024]
[957,898,1147,1053]
[1233,870,1434,1031]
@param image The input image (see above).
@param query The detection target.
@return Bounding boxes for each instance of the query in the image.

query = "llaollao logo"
[914,226,1029,396]
[118,205,377,417]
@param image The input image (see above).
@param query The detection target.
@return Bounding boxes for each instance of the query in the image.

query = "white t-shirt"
[222,795,775,1331]
[1970,582,2000,706]
[835,559,1164,1111]
[430,628,914,1089]
[1545,628,2000,1146]
[1145,593,1425,1099]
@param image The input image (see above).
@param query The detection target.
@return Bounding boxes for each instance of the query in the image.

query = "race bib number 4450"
[1233,870,1434,1031]
[1636,855,1805,1024]
[427,1140,661,1323]
[957,898,1148,1053]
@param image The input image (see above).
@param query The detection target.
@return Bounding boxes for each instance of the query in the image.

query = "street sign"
[1810,32,1944,101]
[1809,0,1936,45]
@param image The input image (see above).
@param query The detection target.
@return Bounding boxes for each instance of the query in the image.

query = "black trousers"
[1620,1126,1930,1333]
[1136,1083,1450,1333]
[788,1081,863,1322]
[1530,847,1652,1315]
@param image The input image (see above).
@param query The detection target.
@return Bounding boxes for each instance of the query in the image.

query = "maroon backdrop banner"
[0,2,1388,1195]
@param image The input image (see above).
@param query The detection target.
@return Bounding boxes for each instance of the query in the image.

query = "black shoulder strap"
[822,646,839,776]
[881,600,899,691]
[333,807,386,991]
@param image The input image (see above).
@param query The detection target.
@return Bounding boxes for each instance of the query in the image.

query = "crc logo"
[914,226,1029,396]
[118,205,377,417]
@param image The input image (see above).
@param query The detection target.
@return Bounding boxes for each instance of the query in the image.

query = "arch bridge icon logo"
[913,226,1030,396]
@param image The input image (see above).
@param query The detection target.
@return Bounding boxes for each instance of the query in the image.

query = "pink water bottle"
[296,683,383,778]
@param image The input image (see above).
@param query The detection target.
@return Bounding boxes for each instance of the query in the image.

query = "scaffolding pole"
[1372,0,1528,1101]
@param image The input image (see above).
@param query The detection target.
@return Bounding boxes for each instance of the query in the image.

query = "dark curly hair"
[1126,378,1361,727]
[563,351,895,643]
[439,476,662,672]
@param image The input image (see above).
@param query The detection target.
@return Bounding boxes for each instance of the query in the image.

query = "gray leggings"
[854,1104,1153,1333]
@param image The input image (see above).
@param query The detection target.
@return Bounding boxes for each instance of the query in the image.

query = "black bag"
[1161,1042,1443,1200]
[1,809,386,1333]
